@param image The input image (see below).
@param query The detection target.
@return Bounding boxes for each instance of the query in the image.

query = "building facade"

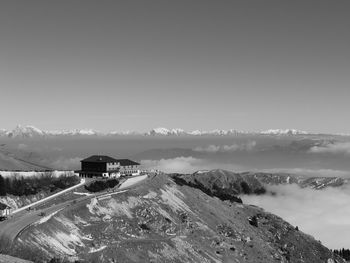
[76,155,140,178]
[118,159,141,176]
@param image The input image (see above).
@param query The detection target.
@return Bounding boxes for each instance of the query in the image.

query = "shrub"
[85,179,119,192]
[0,173,79,197]
[240,181,252,194]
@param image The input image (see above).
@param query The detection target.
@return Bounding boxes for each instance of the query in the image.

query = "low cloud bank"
[193,141,256,153]
[141,157,246,174]
[309,141,350,155]
[242,184,350,249]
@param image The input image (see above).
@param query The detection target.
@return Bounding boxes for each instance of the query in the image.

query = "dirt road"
[0,174,149,246]
[12,178,86,214]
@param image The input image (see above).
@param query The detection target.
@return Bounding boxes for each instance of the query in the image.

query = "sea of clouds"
[242,184,350,249]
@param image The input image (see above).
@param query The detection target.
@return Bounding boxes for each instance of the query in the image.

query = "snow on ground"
[34,209,63,225]
[119,174,148,189]
[87,195,144,219]
[142,190,158,199]
[74,215,90,226]
[27,214,88,258]
[160,185,191,213]
[89,245,107,253]
[73,192,93,196]
[142,190,175,220]
[156,205,175,221]
[29,231,77,256]
[173,236,211,262]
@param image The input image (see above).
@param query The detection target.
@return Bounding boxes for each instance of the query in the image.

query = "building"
[75,155,140,178]
[118,159,141,176]
[0,202,11,217]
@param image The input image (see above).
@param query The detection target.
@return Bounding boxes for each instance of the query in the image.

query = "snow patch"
[73,192,93,196]
[160,185,191,213]
[156,205,174,221]
[74,215,90,226]
[143,191,158,199]
[34,209,63,225]
[89,245,107,253]
[87,196,143,219]
[26,215,87,259]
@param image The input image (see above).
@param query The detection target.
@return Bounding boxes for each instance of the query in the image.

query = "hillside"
[172,169,267,202]
[249,172,349,189]
[0,151,48,171]
[0,254,33,263]
[175,170,349,191]
[4,173,344,263]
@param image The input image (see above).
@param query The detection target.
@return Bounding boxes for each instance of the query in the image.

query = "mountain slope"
[172,169,267,202]
[6,173,344,263]
[249,172,349,189]
[0,151,49,171]
[0,254,33,263]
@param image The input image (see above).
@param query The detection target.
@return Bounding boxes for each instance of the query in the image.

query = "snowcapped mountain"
[108,130,142,136]
[48,129,99,136]
[6,125,46,138]
[146,128,186,136]
[260,129,309,136]
[0,125,323,138]
[0,129,8,136]
[146,128,247,136]
[0,126,101,138]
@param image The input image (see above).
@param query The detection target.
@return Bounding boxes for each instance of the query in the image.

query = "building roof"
[81,155,118,163]
[0,202,10,210]
[117,159,140,166]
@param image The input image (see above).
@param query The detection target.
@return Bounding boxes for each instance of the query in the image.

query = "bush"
[248,215,258,227]
[0,173,79,197]
[85,179,119,192]
[240,181,252,194]
[253,187,266,195]
[139,223,151,231]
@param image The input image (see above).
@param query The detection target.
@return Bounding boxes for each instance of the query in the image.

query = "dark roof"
[117,159,140,166]
[81,155,118,163]
[0,202,10,210]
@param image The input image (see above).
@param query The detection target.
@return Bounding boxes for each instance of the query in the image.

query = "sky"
[0,0,350,133]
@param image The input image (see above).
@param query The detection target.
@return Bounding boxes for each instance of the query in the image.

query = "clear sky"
[0,1,349,133]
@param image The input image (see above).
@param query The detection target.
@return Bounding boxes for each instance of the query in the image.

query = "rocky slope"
[176,170,350,191]
[0,254,33,263]
[0,151,48,171]
[171,169,267,203]
[5,173,344,263]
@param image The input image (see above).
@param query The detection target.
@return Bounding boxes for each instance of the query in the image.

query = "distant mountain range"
[181,170,350,191]
[246,172,349,190]
[0,125,342,138]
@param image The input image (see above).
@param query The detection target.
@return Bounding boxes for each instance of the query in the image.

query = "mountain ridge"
[0,125,338,138]
[4,172,345,263]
